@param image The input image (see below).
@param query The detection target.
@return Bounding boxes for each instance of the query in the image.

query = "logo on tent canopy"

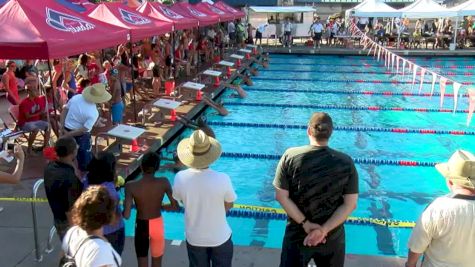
[119,8,151,25]
[187,7,206,17]
[46,7,95,33]
[209,6,225,15]
[159,6,184,19]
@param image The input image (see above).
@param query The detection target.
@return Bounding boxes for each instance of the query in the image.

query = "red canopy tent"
[170,2,219,27]
[0,0,128,59]
[213,1,245,19]
[86,2,173,42]
[194,2,234,22]
[136,2,198,31]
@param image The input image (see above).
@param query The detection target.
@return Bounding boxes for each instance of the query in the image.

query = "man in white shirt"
[227,21,236,45]
[255,22,269,45]
[407,150,475,267]
[283,18,293,47]
[310,18,324,48]
[60,83,111,172]
[173,130,237,267]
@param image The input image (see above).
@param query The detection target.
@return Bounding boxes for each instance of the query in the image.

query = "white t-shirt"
[358,17,369,25]
[284,22,292,32]
[408,194,475,267]
[257,24,268,33]
[64,94,99,132]
[62,226,121,267]
[227,22,235,33]
[311,23,324,33]
[173,168,237,247]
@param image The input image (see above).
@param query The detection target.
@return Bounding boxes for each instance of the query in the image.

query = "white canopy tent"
[450,0,475,16]
[347,0,401,18]
[399,0,456,18]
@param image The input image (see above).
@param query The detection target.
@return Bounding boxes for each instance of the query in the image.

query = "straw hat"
[435,150,475,189]
[177,130,222,169]
[82,83,111,104]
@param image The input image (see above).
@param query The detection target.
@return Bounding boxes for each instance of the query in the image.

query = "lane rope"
[269,62,475,69]
[206,121,474,136]
[0,197,415,228]
[243,88,465,98]
[223,102,469,114]
[251,77,473,85]
[221,152,436,167]
[260,69,474,77]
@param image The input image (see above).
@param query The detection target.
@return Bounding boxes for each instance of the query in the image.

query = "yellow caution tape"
[0,197,48,203]
[0,197,415,228]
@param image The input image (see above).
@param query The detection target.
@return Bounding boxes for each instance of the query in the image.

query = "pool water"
[123,54,475,257]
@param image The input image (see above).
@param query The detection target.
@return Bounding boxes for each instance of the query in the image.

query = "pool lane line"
[251,77,473,85]
[269,62,475,69]
[259,69,474,76]
[206,121,473,136]
[223,102,469,114]
[221,152,435,167]
[244,88,465,98]
[0,197,414,228]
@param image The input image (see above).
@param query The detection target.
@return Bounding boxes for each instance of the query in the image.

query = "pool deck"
[0,45,455,266]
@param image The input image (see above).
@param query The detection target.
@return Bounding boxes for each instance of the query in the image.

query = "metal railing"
[31,178,56,262]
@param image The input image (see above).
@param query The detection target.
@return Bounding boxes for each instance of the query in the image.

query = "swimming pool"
[124,54,475,257]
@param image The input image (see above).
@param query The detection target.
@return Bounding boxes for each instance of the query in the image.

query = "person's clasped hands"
[302,220,328,246]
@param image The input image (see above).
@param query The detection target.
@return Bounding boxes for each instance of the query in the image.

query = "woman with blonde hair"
[62,185,122,267]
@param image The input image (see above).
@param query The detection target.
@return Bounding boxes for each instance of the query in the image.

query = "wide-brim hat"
[177,130,222,169]
[82,83,111,104]
[435,149,475,189]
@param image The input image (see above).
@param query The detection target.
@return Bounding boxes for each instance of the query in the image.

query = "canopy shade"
[349,0,401,17]
[170,2,219,27]
[194,2,234,22]
[249,6,316,13]
[450,0,475,16]
[86,2,173,42]
[400,0,456,18]
[213,1,245,19]
[136,2,198,30]
[0,0,128,59]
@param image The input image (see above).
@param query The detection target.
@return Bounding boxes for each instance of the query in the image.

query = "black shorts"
[165,56,172,67]
[255,31,262,39]
[313,32,322,41]
[280,224,345,267]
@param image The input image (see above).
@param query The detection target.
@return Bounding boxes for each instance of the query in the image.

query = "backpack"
[59,235,101,267]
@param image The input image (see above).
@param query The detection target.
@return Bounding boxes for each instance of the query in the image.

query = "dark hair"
[141,152,160,174]
[87,152,116,185]
[79,54,89,66]
[308,112,333,141]
[55,137,77,158]
[71,185,116,232]
[79,78,90,88]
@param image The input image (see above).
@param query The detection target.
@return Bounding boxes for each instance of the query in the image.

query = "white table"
[218,60,234,67]
[239,49,252,53]
[246,44,257,48]
[203,69,222,77]
[107,124,146,140]
[182,81,205,91]
[230,54,244,60]
[152,99,181,110]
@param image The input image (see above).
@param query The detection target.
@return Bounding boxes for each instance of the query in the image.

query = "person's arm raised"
[0,145,25,184]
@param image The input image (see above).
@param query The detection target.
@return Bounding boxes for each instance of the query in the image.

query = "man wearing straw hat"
[173,130,237,267]
[406,150,475,267]
[60,83,111,173]
[274,112,358,267]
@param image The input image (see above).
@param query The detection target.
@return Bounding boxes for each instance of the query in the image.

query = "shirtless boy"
[123,152,178,267]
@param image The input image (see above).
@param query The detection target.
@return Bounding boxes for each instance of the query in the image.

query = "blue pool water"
[124,54,475,257]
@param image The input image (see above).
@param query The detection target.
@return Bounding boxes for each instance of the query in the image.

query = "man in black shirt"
[273,112,359,267]
[44,137,83,241]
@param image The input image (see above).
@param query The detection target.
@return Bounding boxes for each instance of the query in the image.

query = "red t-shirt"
[88,63,100,84]
[18,96,45,126]
[76,85,84,94]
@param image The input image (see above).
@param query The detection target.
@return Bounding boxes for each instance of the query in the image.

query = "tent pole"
[396,18,400,50]
[129,40,138,123]
[453,16,459,49]
[47,61,58,119]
